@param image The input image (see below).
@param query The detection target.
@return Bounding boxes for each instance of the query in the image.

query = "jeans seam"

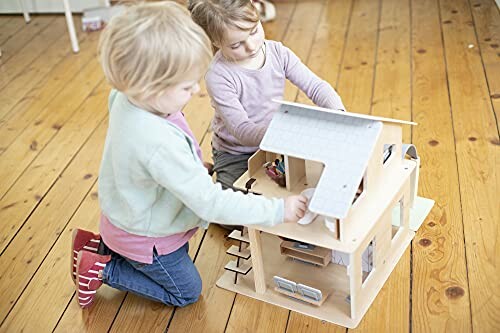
[107,279,165,303]
[153,252,182,298]
[103,261,166,303]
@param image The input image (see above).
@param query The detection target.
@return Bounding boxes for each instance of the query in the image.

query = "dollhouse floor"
[217,230,414,328]
[0,0,498,332]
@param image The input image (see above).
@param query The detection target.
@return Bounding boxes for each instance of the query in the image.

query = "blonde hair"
[188,0,259,47]
[99,1,213,99]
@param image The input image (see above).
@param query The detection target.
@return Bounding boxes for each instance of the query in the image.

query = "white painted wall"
[0,0,105,13]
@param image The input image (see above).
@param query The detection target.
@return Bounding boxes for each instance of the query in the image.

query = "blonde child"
[71,1,306,309]
[189,0,346,190]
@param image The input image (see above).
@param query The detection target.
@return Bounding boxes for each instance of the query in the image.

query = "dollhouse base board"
[392,196,434,231]
[216,230,414,328]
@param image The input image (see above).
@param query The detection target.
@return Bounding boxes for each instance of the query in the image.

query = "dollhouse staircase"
[224,230,252,281]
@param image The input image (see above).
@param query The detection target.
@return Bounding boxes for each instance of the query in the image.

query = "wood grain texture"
[0,112,108,324]
[439,0,500,330]
[411,0,472,331]
[0,30,99,144]
[336,0,381,115]
[468,0,500,129]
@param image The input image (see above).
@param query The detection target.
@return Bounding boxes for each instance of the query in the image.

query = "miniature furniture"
[279,241,331,267]
[216,100,434,328]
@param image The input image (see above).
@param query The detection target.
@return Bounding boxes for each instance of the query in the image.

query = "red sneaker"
[71,229,100,284]
[76,251,111,309]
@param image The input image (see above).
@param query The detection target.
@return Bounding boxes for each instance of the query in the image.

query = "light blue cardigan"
[98,90,284,237]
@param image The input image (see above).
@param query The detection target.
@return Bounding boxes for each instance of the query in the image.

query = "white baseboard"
[0,0,105,14]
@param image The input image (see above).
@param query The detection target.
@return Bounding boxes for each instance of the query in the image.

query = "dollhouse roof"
[260,101,415,219]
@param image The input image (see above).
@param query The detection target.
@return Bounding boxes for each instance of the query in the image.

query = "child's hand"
[203,161,214,176]
[284,195,307,223]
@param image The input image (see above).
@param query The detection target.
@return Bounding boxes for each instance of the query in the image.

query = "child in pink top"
[189,0,346,190]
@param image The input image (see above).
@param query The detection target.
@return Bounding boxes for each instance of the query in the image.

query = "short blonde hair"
[188,0,259,47]
[99,1,212,99]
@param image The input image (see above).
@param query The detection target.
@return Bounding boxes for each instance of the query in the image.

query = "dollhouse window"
[352,175,366,205]
[361,238,375,285]
[383,144,396,165]
[391,198,404,241]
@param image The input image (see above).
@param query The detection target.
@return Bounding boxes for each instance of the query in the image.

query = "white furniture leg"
[19,0,31,23]
[62,0,79,53]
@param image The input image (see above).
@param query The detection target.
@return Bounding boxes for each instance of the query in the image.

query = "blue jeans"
[102,243,202,307]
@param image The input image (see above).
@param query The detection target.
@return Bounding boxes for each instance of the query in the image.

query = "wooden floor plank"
[0,63,103,197]
[296,0,352,105]
[351,0,412,331]
[469,0,500,128]
[281,0,325,102]
[0,15,58,86]
[0,31,99,150]
[0,15,35,47]
[287,314,346,333]
[226,297,289,333]
[0,74,106,254]
[410,0,472,331]
[0,182,103,333]
[0,83,108,324]
[439,0,500,331]
[336,0,381,115]
[0,16,16,30]
[0,22,88,122]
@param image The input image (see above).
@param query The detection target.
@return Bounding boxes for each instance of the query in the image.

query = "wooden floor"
[0,0,498,332]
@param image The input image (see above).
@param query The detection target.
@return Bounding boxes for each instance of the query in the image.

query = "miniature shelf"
[228,230,250,243]
[226,245,251,259]
[274,287,330,306]
[224,260,252,275]
[280,241,332,267]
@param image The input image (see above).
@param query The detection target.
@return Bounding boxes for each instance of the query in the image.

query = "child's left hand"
[203,161,214,176]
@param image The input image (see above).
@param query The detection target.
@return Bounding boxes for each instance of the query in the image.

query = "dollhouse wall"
[347,177,412,319]
[338,123,404,241]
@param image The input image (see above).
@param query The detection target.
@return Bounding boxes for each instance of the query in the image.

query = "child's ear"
[212,41,220,49]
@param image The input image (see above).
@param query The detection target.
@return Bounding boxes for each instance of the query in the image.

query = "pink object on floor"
[71,228,100,284]
[76,251,111,309]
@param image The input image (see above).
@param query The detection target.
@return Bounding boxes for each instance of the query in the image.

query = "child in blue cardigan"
[71,1,306,309]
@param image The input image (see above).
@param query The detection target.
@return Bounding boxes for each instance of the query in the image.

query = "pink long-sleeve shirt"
[206,40,345,155]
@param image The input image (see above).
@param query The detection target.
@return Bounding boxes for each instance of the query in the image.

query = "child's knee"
[171,273,202,307]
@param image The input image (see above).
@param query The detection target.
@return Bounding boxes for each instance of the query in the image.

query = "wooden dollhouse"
[216,100,433,328]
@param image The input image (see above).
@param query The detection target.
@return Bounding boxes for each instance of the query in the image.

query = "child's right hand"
[284,195,308,223]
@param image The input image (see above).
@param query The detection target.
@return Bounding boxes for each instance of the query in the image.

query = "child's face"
[150,80,201,115]
[219,21,265,63]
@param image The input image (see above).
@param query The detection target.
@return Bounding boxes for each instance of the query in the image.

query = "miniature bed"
[216,100,434,328]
